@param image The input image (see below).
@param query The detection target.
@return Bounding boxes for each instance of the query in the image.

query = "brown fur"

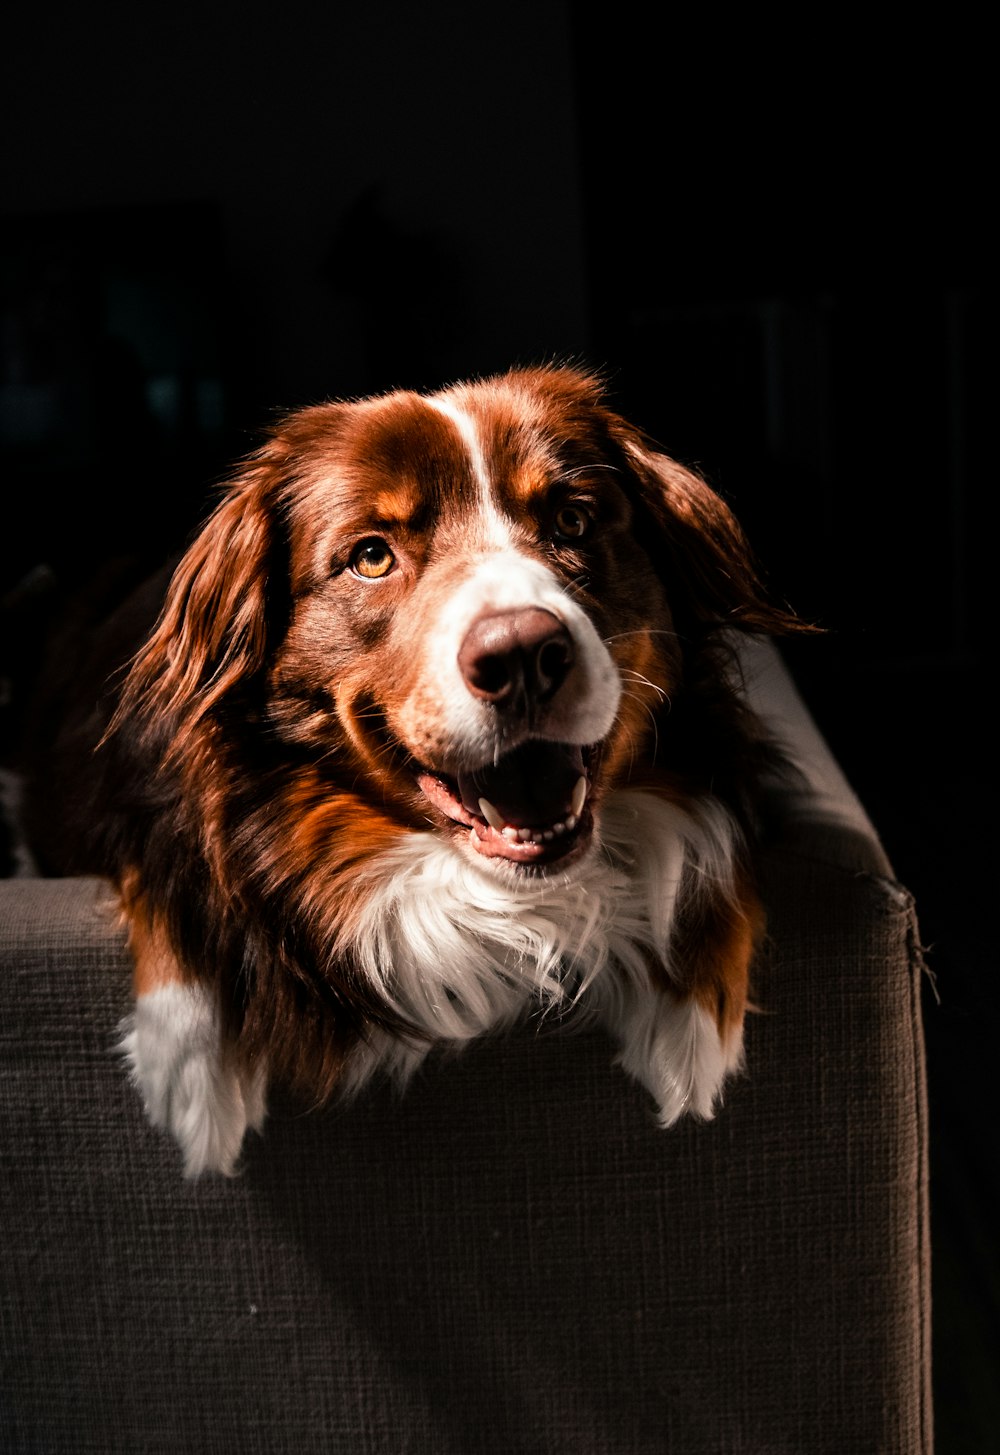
[27,365,812,1110]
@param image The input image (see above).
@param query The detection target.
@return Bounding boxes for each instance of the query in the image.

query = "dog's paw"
[611,992,744,1127]
[118,983,266,1178]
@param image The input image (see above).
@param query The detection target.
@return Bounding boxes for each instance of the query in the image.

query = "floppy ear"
[110,461,283,744]
[624,440,809,638]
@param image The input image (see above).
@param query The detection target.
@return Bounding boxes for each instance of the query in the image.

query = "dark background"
[2,5,995,1448]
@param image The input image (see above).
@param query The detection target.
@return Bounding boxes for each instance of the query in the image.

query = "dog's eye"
[350,538,396,579]
[553,504,592,541]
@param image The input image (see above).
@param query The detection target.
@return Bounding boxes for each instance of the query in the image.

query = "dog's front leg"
[599,895,758,1126]
[604,982,745,1125]
[117,896,266,1177]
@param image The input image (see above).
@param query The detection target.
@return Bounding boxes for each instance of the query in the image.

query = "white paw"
[118,983,267,1178]
[610,992,744,1126]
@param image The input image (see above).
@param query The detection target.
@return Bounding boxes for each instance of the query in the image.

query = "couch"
[0,641,932,1453]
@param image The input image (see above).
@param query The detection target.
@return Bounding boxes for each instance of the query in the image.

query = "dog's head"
[118,365,800,875]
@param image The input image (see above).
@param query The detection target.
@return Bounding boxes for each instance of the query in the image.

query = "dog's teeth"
[571,775,588,818]
[478,797,505,832]
[475,777,588,847]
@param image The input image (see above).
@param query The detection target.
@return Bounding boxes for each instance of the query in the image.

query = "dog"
[37,364,808,1176]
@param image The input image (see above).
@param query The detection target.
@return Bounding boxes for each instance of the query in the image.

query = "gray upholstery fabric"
[1,852,931,1453]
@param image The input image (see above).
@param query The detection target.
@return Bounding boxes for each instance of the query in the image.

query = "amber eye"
[553,504,592,541]
[350,538,396,579]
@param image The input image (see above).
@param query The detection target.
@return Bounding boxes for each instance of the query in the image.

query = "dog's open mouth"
[416,740,596,866]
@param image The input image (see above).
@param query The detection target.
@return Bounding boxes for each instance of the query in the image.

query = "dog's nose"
[458,608,574,711]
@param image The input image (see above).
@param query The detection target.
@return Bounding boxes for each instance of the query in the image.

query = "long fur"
[34,364,811,1175]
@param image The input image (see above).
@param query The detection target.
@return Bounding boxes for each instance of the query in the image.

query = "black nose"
[458,608,574,714]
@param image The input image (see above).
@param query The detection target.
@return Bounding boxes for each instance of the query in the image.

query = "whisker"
[619,669,671,706]
[563,576,592,603]
[619,688,662,764]
[558,463,622,482]
[615,718,642,780]
[603,627,682,645]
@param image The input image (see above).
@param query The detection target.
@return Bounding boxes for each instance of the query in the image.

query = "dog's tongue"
[457,740,585,827]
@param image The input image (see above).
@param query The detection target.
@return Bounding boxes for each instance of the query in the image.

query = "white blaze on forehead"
[439,550,576,626]
[390,391,622,769]
[426,394,513,549]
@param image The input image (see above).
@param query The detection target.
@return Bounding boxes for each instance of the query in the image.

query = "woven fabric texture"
[1,853,931,1455]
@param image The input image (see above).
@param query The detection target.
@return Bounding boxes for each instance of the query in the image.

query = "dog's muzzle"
[416,606,605,868]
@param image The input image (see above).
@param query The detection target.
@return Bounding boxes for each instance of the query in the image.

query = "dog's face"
[129,366,790,879]
[265,373,678,872]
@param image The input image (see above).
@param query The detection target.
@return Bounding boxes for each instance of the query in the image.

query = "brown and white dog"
[61,364,807,1176]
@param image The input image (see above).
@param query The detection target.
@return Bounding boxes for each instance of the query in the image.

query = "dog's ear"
[111,460,283,743]
[623,439,810,639]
